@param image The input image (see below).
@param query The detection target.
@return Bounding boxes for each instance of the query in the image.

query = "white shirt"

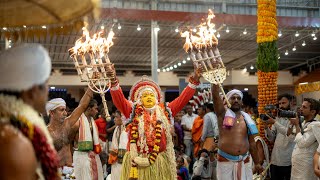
[291,121,319,180]
[181,113,197,140]
[265,117,296,166]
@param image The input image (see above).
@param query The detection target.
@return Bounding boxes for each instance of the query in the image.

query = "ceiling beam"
[101,8,320,27]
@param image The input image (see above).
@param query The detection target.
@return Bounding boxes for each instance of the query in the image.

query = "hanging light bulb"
[174,65,177,68]
[157,69,160,72]
[175,27,179,33]
[311,31,316,37]
[292,46,296,51]
[285,50,289,55]
[23,25,26,28]
[295,31,299,37]
[243,67,247,72]
[42,25,47,29]
[170,66,173,70]
[2,27,7,30]
[178,62,182,66]
[278,30,282,37]
[313,36,317,40]
[243,29,247,35]
[100,25,105,30]
[166,68,170,71]
[250,65,254,70]
[302,41,306,46]
[226,27,230,33]
[117,23,121,30]
[162,69,166,72]
[137,24,141,31]
[182,60,186,64]
[193,28,197,32]
[217,32,221,38]
[187,57,190,61]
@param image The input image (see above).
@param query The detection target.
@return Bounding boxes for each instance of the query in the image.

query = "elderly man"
[212,86,263,179]
[0,44,59,179]
[46,88,93,170]
[106,64,200,180]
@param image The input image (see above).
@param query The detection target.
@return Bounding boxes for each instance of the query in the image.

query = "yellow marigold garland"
[257,0,278,43]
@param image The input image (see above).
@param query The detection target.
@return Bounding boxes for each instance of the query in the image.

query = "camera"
[260,104,297,121]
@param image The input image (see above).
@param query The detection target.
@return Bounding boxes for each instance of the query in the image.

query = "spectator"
[181,104,197,158]
[192,149,216,180]
[177,155,189,180]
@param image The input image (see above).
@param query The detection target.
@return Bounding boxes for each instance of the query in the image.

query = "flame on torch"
[181,9,218,53]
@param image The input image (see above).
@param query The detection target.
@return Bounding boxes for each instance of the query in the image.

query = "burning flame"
[69,25,115,60]
[181,9,218,52]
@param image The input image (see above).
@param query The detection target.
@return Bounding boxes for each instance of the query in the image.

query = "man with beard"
[212,86,263,179]
[46,88,93,173]
[264,93,296,180]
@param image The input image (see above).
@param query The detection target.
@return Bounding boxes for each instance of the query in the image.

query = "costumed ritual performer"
[106,64,201,180]
[212,86,263,180]
[0,44,59,179]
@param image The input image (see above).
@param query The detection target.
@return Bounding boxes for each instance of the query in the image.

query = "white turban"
[46,98,66,115]
[226,89,243,100]
[0,43,51,91]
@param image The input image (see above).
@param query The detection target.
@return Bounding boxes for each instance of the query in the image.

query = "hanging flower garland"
[128,105,163,179]
[256,0,279,152]
[295,81,320,95]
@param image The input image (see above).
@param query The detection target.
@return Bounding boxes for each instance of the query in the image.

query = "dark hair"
[197,148,209,158]
[114,110,121,116]
[86,99,98,110]
[205,103,214,112]
[304,98,320,115]
[278,93,294,102]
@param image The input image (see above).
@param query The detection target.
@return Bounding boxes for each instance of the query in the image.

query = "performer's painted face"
[140,90,156,108]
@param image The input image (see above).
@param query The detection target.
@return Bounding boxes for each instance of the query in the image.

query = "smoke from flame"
[181,9,218,52]
[69,25,115,59]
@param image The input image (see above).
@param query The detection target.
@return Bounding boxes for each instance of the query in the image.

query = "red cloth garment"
[95,117,107,142]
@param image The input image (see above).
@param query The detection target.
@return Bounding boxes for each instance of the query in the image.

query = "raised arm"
[65,88,93,128]
[168,67,201,116]
[211,84,226,127]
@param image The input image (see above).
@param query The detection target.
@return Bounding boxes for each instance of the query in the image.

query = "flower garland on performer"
[0,94,59,180]
[128,104,164,179]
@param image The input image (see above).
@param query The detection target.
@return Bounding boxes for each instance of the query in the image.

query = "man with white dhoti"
[211,87,263,180]
[108,110,128,180]
[73,99,104,180]
[287,98,320,180]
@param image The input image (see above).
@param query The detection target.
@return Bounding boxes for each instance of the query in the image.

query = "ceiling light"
[162,69,166,72]
[311,31,316,37]
[243,67,247,72]
[226,27,230,33]
[137,25,141,31]
[187,57,190,61]
[292,46,296,51]
[285,50,288,55]
[2,27,7,30]
[295,31,299,37]
[8,45,11,48]
[302,41,306,46]
[117,23,121,30]
[243,29,247,35]
[182,60,186,64]
[50,87,56,90]
[155,26,160,32]
[217,32,221,38]
[175,27,179,33]
[100,25,105,30]
[278,30,282,37]
[23,25,26,28]
[173,65,177,68]
[250,65,254,70]
[244,88,248,91]
[166,68,170,71]
[178,62,182,66]
[313,36,317,40]
[170,66,173,70]
[157,69,160,72]
[42,25,46,29]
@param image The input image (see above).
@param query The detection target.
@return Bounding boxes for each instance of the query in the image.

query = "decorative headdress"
[129,76,161,103]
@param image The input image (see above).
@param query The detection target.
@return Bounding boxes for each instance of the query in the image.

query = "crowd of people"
[1,43,320,180]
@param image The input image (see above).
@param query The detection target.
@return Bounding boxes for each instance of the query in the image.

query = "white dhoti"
[73,151,103,180]
[217,160,252,180]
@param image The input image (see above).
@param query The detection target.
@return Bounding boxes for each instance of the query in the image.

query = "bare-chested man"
[46,88,93,168]
[212,85,263,179]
